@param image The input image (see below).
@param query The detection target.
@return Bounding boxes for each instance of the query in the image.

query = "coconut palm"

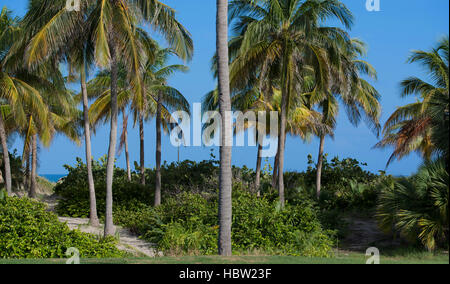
[88,46,190,207]
[22,0,193,236]
[65,37,102,226]
[376,37,449,167]
[313,38,381,198]
[0,7,49,196]
[228,0,354,206]
[21,76,80,198]
[144,48,190,206]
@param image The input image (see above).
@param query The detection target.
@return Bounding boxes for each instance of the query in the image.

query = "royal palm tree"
[216,0,233,256]
[376,37,449,167]
[22,0,193,236]
[228,0,354,206]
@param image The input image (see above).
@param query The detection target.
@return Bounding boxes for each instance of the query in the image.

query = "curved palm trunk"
[255,144,263,197]
[29,134,37,199]
[154,94,162,206]
[81,64,100,227]
[0,113,12,196]
[217,0,233,256]
[25,152,30,193]
[104,43,119,237]
[316,135,325,199]
[139,113,146,185]
[124,128,131,182]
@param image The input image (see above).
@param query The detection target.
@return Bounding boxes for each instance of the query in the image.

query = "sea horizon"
[40,174,66,183]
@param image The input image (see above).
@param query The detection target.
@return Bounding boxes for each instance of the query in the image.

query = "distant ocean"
[41,174,66,183]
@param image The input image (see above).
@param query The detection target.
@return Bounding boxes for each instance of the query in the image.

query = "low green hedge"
[0,195,124,259]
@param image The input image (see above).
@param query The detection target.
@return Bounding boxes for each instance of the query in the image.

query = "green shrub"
[115,188,334,257]
[55,157,151,218]
[377,160,449,251]
[0,196,123,259]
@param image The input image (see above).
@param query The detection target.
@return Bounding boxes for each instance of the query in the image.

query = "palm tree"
[22,0,193,236]
[143,48,190,206]
[216,0,233,256]
[376,37,449,167]
[0,7,49,197]
[22,79,80,198]
[67,38,102,226]
[89,46,190,207]
[87,67,135,182]
[313,38,381,198]
[228,0,354,206]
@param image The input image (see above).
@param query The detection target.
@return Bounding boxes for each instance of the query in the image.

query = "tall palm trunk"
[29,134,37,199]
[139,113,146,185]
[104,42,119,237]
[272,142,279,189]
[277,51,291,207]
[255,144,263,196]
[124,127,131,182]
[316,135,325,199]
[217,0,233,256]
[81,62,100,227]
[0,113,12,196]
[154,94,162,206]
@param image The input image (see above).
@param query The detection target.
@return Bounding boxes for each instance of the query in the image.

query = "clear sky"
[3,0,449,176]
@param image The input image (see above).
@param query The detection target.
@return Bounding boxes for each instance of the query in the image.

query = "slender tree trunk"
[29,134,37,199]
[277,53,291,207]
[125,128,131,182]
[0,114,12,196]
[104,42,119,237]
[272,143,279,189]
[81,62,100,227]
[154,94,162,206]
[255,144,263,197]
[139,113,146,185]
[155,95,162,207]
[25,152,30,193]
[316,135,325,199]
[217,0,233,256]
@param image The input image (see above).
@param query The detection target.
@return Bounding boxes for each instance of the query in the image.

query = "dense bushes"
[115,188,334,257]
[377,160,449,251]
[55,157,258,217]
[54,155,383,257]
[0,195,123,258]
[55,157,151,218]
[279,155,383,211]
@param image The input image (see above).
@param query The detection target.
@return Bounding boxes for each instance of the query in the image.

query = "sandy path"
[41,194,161,257]
[58,217,162,257]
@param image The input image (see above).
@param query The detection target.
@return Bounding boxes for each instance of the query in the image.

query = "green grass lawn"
[1,252,448,264]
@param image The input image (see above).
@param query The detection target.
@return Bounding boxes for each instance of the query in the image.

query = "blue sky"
[3,0,449,176]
